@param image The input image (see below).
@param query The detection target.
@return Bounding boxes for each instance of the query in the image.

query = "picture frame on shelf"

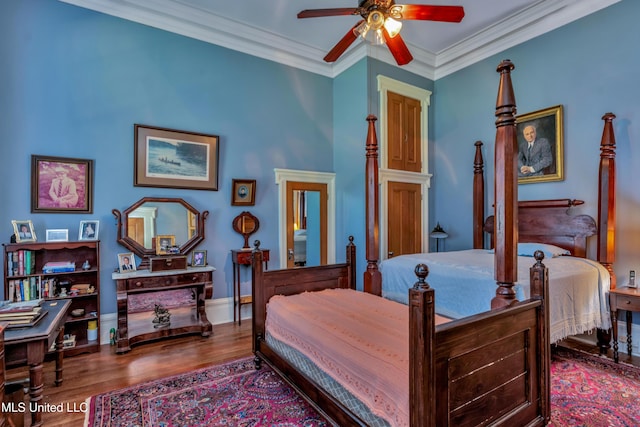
[12,220,36,243]
[134,124,220,191]
[516,105,564,184]
[231,179,256,206]
[31,155,94,213]
[45,229,69,242]
[118,252,136,273]
[191,250,207,267]
[79,220,99,241]
[155,235,176,255]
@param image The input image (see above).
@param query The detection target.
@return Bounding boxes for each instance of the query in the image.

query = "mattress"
[265,288,449,427]
[380,249,611,343]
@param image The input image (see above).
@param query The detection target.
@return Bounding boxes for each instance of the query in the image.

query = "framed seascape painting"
[516,105,564,184]
[134,124,220,191]
[31,155,94,213]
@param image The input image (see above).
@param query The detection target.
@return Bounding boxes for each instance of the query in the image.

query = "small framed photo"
[231,179,256,206]
[155,235,176,255]
[79,220,99,240]
[191,250,207,267]
[12,220,36,243]
[46,229,69,242]
[118,252,136,273]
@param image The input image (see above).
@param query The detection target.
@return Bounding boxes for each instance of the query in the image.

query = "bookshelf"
[3,240,100,356]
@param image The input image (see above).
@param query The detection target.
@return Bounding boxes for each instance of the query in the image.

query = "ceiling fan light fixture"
[384,16,402,38]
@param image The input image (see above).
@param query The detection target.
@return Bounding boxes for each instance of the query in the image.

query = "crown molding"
[59,0,621,81]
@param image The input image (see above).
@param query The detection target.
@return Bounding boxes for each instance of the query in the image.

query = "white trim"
[274,168,336,269]
[377,76,431,259]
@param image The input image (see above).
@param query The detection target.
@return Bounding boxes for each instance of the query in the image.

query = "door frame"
[377,75,432,259]
[274,168,336,269]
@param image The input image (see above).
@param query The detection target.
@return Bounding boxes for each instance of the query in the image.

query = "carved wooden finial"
[253,240,261,250]
[413,264,430,290]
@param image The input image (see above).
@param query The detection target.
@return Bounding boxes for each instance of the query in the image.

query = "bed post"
[251,242,266,357]
[597,112,617,288]
[408,264,436,427]
[346,235,357,290]
[473,141,485,249]
[529,251,551,424]
[597,112,617,354]
[491,60,519,309]
[364,114,382,296]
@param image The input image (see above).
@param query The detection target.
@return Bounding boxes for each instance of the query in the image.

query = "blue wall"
[433,0,639,288]
[0,0,335,313]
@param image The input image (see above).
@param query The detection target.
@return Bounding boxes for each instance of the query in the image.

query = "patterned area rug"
[84,357,328,427]
[85,349,640,427]
[551,347,640,426]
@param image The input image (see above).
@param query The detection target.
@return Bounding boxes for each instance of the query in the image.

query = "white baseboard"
[568,321,640,357]
[97,297,246,346]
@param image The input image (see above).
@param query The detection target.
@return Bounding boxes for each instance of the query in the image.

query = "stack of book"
[0,299,45,327]
[42,261,75,273]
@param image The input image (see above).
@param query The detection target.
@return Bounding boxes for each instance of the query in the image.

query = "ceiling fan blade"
[383,30,413,66]
[398,5,465,22]
[323,21,362,63]
[297,8,358,19]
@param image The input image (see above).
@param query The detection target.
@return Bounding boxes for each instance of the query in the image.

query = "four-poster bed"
[378,111,618,349]
[252,60,552,426]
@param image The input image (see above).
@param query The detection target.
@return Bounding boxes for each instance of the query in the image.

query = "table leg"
[26,341,46,427]
[611,308,619,363]
[626,310,633,357]
[233,262,238,323]
[54,327,64,386]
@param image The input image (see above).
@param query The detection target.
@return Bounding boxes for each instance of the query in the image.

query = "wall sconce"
[430,222,449,252]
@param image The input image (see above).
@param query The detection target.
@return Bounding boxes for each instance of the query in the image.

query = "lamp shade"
[430,222,448,239]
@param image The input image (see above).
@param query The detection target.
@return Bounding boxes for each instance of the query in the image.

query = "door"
[286,182,327,268]
[387,181,422,257]
[387,91,422,173]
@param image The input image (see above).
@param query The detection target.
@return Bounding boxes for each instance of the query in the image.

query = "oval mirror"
[232,211,259,248]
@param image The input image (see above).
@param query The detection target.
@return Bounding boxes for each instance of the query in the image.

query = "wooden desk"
[4,299,70,427]
[112,267,214,354]
[231,249,269,324]
[609,286,640,362]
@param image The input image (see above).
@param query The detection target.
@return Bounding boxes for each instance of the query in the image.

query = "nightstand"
[231,249,269,324]
[609,286,640,362]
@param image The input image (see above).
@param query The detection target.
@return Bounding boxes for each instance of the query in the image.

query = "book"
[42,261,76,273]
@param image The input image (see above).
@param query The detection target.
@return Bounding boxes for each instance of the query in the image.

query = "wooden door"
[127,217,145,247]
[387,181,422,258]
[286,182,327,268]
[387,91,421,173]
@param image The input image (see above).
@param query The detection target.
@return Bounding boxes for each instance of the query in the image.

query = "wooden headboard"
[484,199,597,258]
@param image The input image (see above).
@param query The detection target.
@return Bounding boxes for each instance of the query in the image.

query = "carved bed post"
[597,112,617,288]
[491,60,519,309]
[473,141,485,249]
[597,112,617,354]
[364,114,382,296]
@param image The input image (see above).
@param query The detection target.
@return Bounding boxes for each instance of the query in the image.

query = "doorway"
[275,169,336,269]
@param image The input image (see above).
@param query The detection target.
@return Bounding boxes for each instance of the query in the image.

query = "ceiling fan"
[297,1,464,66]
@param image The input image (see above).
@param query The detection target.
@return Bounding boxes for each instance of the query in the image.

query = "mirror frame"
[113,197,209,269]
[232,211,259,249]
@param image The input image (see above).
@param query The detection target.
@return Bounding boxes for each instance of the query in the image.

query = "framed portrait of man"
[516,105,564,184]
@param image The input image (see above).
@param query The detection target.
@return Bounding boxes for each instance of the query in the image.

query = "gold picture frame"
[155,235,176,255]
[516,105,564,184]
[12,220,36,243]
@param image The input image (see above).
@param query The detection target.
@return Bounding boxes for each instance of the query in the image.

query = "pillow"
[487,243,571,258]
[517,243,570,258]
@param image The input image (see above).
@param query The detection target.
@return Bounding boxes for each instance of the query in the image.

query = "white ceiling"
[60,0,620,79]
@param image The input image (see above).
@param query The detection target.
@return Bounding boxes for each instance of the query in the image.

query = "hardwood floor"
[4,321,638,427]
[5,321,253,427]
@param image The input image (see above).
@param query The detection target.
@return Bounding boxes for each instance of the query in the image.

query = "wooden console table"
[112,266,214,354]
[231,249,269,324]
